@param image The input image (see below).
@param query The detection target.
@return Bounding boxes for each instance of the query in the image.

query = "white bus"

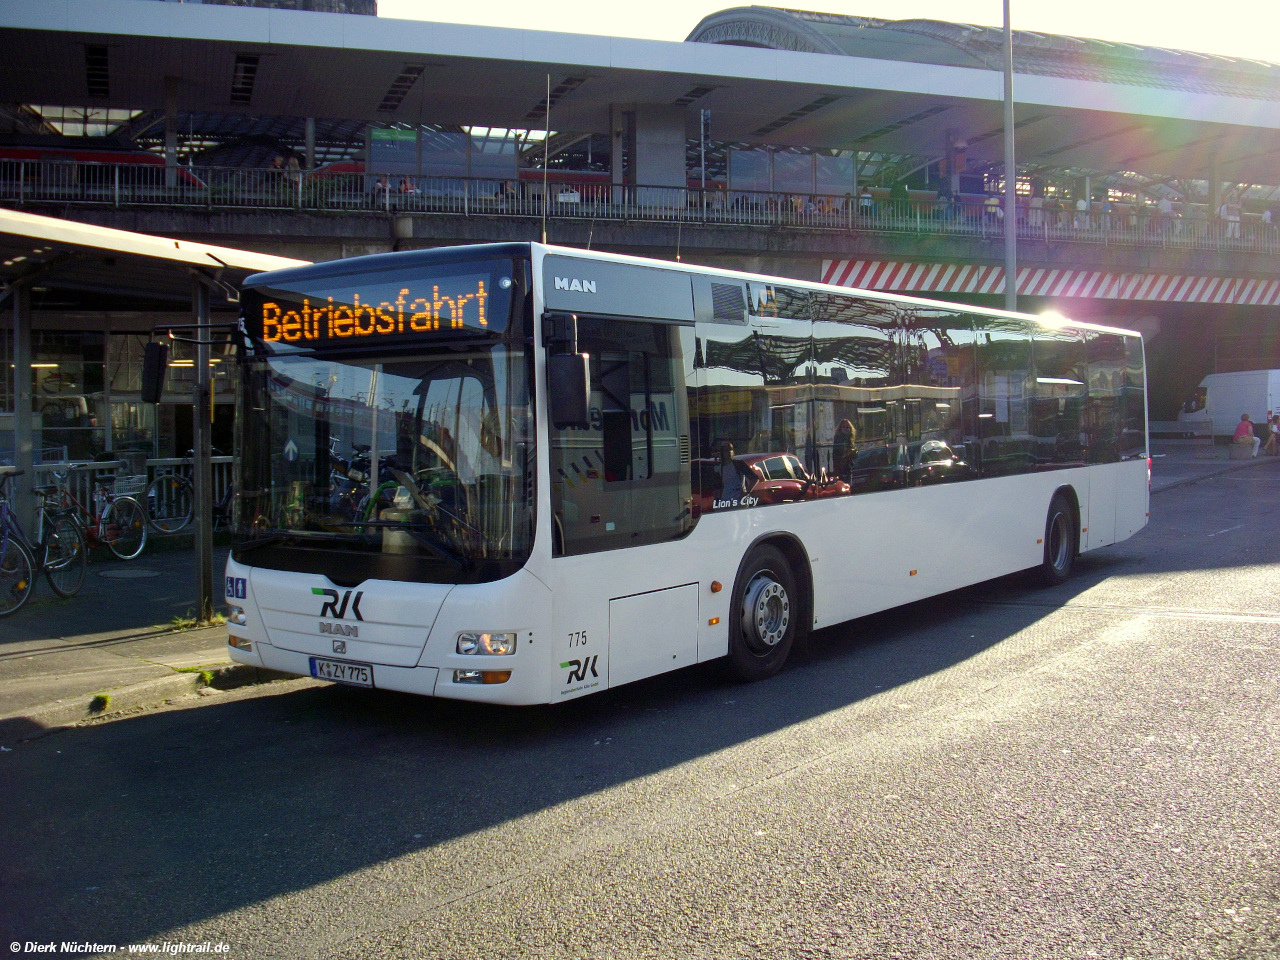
[224,242,1149,703]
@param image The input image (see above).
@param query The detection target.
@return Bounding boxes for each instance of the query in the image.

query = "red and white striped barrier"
[821,260,1280,306]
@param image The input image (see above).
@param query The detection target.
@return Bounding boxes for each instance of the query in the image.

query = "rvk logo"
[312,587,364,621]
[560,656,598,683]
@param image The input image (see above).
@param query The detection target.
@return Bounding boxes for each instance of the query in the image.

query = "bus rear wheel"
[727,545,798,682]
[1038,493,1078,586]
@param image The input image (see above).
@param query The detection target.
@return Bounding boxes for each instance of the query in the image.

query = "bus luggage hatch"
[608,584,699,687]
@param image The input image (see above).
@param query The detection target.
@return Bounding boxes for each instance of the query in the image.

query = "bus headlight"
[227,605,247,626]
[456,632,517,656]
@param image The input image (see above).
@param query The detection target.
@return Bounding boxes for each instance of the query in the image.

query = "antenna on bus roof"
[542,72,549,246]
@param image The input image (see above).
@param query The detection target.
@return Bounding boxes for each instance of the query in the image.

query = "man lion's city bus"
[224,242,1149,704]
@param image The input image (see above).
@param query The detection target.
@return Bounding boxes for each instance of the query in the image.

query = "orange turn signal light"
[710,580,723,593]
[708,617,720,626]
[482,671,512,684]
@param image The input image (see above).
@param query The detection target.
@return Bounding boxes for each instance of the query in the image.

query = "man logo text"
[321,623,358,638]
[553,277,597,293]
[312,587,364,621]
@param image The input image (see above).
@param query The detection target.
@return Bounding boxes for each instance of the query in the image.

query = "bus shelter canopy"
[0,208,306,306]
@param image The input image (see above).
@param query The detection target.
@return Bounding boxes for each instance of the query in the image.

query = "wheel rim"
[1048,509,1071,572]
[106,501,147,558]
[741,570,791,652]
[45,518,84,595]
[0,541,33,614]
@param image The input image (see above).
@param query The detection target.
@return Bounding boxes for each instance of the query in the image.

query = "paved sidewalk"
[1,442,1275,742]
[1147,437,1279,492]
[0,544,261,742]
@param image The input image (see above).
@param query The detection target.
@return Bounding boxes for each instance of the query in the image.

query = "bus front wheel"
[728,545,798,681]
[1038,493,1078,586]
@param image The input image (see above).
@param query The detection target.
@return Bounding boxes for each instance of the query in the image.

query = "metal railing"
[1150,419,1218,459]
[31,456,235,528]
[3,158,1279,256]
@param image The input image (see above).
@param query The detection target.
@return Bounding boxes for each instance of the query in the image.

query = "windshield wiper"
[357,520,472,570]
[234,533,297,553]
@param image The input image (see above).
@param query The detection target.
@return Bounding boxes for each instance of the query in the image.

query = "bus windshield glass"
[236,259,533,583]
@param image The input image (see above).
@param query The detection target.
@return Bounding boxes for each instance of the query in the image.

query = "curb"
[0,663,293,743]
[1152,452,1280,494]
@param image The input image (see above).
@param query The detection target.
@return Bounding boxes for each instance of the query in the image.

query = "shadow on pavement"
[0,560,1125,948]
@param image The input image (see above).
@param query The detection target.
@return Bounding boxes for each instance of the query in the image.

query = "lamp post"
[1003,0,1018,312]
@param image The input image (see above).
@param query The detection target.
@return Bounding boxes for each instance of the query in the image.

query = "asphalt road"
[2,472,1277,959]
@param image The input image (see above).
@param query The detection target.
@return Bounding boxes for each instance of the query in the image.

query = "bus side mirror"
[141,341,169,403]
[548,353,590,429]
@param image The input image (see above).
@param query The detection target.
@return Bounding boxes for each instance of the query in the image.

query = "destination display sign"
[245,264,514,348]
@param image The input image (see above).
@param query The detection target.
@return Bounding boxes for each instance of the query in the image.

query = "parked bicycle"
[145,470,194,534]
[144,450,232,534]
[0,466,87,616]
[53,466,149,561]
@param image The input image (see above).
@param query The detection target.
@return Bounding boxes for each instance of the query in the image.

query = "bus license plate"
[309,657,373,688]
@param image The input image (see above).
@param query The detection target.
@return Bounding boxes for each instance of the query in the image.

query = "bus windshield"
[236,342,533,582]
[234,251,533,583]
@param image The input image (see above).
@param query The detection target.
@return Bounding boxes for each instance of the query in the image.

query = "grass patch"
[176,666,216,686]
[89,693,112,713]
[167,611,227,631]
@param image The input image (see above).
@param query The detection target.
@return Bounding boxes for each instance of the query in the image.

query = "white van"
[1178,370,1280,438]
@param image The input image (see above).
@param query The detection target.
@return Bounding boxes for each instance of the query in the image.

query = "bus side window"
[973,315,1035,477]
[1031,326,1087,468]
[1085,332,1127,464]
[811,292,897,492]
[549,319,692,556]
[598,352,648,482]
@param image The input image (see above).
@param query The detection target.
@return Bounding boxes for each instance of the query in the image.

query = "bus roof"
[534,241,1144,340]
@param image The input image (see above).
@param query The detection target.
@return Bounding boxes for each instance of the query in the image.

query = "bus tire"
[727,545,798,682]
[1038,493,1077,586]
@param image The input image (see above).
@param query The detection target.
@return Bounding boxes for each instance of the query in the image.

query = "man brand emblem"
[553,277,597,294]
[312,587,364,621]
[321,623,358,638]
[560,656,598,683]
[332,639,348,654]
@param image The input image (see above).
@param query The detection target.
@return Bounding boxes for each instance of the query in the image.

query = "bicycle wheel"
[145,474,193,533]
[0,535,36,616]
[102,497,148,561]
[43,512,87,598]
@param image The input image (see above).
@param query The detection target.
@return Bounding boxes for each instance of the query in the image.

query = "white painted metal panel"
[608,584,699,689]
[251,567,451,668]
[1115,459,1150,543]
[1086,464,1119,548]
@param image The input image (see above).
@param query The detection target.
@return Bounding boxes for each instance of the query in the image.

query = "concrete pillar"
[102,315,112,453]
[164,77,178,189]
[610,104,631,204]
[192,278,214,622]
[634,105,687,204]
[944,129,966,196]
[305,117,316,171]
[11,283,33,530]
